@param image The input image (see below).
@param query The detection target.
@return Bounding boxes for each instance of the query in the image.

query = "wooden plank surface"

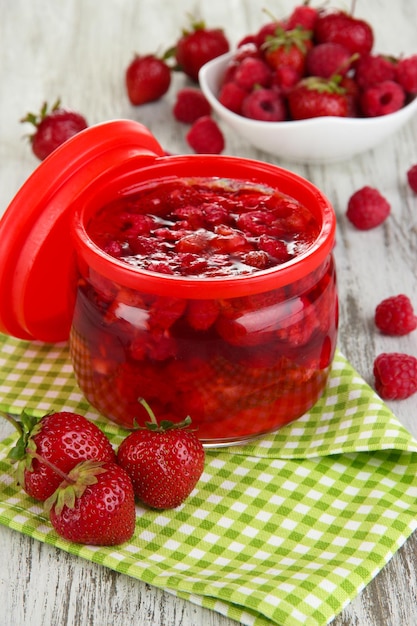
[1,1,417,624]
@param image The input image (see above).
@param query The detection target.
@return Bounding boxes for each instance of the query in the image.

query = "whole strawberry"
[288,75,348,120]
[262,25,313,78]
[173,20,230,82]
[21,99,88,161]
[117,399,205,509]
[46,460,136,546]
[125,54,171,105]
[314,10,374,57]
[3,410,116,501]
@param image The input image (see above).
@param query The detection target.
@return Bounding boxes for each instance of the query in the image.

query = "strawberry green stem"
[139,398,158,427]
[26,448,73,484]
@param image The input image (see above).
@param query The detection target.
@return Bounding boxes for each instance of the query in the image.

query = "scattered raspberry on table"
[373,353,417,400]
[346,186,390,230]
[375,294,417,336]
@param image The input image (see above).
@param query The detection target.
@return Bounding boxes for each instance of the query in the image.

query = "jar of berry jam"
[0,120,337,446]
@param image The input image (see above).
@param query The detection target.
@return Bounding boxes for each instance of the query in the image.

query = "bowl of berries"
[199,6,417,163]
[0,120,338,446]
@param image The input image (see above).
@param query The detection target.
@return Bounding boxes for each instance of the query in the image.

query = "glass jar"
[0,121,337,446]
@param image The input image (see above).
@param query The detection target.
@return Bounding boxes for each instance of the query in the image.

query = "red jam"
[88,178,320,277]
[70,175,337,443]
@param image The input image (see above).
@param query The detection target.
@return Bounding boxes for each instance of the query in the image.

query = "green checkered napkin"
[1,333,417,626]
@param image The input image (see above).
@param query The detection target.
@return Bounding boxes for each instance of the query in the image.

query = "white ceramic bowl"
[199,51,417,164]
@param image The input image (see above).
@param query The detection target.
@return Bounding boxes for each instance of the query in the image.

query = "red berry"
[125,54,171,105]
[373,353,417,400]
[286,5,318,31]
[314,11,374,57]
[407,164,417,193]
[262,26,312,76]
[354,54,396,89]
[186,115,225,154]
[173,87,211,123]
[116,400,205,509]
[174,22,229,82]
[234,56,272,90]
[186,299,220,330]
[396,54,417,94]
[346,186,390,230]
[4,410,116,501]
[306,42,352,78]
[241,88,287,121]
[288,76,348,120]
[218,81,247,114]
[21,99,88,161]
[375,294,417,336]
[360,80,405,117]
[47,460,136,546]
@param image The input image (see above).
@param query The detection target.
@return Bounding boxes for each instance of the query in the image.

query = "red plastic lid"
[0,120,163,343]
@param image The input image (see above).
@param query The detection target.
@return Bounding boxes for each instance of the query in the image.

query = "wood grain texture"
[1,1,417,624]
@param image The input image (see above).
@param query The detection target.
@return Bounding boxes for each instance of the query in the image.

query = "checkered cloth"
[1,332,417,626]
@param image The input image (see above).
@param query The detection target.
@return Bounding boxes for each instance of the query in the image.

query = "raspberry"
[234,57,272,90]
[306,42,352,79]
[407,164,417,193]
[241,88,287,121]
[218,81,247,114]
[346,186,390,230]
[373,353,417,400]
[395,54,417,94]
[186,116,225,154]
[173,88,211,124]
[354,54,396,89]
[375,294,417,336]
[360,80,405,117]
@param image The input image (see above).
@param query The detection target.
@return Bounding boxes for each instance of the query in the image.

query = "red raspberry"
[407,164,417,193]
[234,57,272,90]
[373,353,417,400]
[186,116,225,154]
[346,186,390,230]
[306,42,352,79]
[218,81,247,114]
[354,54,396,89]
[173,88,211,124]
[396,54,417,94]
[360,80,405,117]
[241,88,287,121]
[375,294,417,336]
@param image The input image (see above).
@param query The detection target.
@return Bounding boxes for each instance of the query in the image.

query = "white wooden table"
[1,1,417,624]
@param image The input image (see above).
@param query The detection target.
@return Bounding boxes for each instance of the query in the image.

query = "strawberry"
[262,25,313,77]
[172,20,230,82]
[46,460,136,546]
[3,410,116,501]
[306,42,352,78]
[125,54,171,105]
[116,399,205,509]
[288,75,348,119]
[21,99,88,161]
[314,10,374,57]
[286,4,319,31]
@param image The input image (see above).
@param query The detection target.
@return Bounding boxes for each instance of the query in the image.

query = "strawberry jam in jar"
[70,152,337,445]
